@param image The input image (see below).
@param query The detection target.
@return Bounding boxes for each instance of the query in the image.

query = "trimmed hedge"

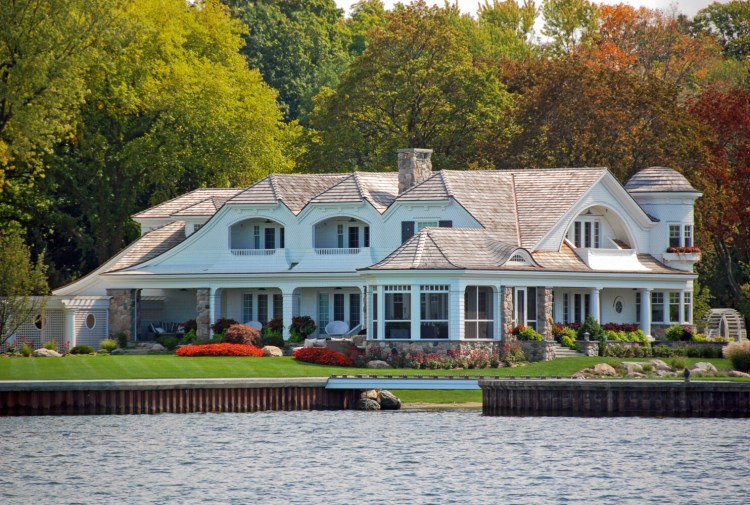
[293,347,354,367]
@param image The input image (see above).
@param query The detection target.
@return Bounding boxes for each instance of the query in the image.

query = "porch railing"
[314,248,361,255]
[230,249,278,256]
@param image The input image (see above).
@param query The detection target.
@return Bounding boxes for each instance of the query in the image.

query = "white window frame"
[420,285,449,339]
[416,220,439,233]
[569,217,601,248]
[465,286,494,339]
[668,224,694,248]
[384,285,411,339]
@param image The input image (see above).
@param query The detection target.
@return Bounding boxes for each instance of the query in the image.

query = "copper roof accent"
[309,172,399,213]
[228,174,347,214]
[107,222,187,272]
[625,167,700,193]
[366,228,525,271]
[132,189,242,219]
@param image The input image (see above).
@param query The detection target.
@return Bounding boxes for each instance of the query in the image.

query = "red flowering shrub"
[224,324,261,347]
[666,246,701,254]
[293,347,354,367]
[176,343,264,357]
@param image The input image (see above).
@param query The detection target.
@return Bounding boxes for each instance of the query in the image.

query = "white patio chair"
[325,320,349,337]
[244,320,263,331]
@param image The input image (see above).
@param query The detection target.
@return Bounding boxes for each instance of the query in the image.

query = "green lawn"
[0,355,734,381]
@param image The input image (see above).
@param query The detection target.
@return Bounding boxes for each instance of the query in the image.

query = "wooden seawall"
[0,378,356,416]
[480,379,750,417]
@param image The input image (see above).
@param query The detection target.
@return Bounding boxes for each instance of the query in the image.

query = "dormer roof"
[625,167,699,194]
[228,174,347,214]
[132,189,242,219]
[309,172,399,213]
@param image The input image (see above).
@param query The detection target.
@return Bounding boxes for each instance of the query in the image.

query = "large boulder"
[111,348,125,355]
[150,343,166,352]
[356,398,381,410]
[593,363,618,377]
[728,370,750,378]
[366,360,391,369]
[262,346,283,357]
[690,362,718,373]
[360,389,379,401]
[32,348,62,358]
[620,362,643,374]
[379,390,401,410]
[650,359,672,371]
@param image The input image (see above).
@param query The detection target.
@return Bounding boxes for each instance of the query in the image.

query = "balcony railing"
[230,249,278,256]
[314,248,361,255]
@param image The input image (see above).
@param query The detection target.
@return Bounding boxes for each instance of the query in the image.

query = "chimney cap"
[397,148,433,154]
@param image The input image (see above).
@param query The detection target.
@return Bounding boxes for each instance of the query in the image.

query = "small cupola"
[398,148,433,194]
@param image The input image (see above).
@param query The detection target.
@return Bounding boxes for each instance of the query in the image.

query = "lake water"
[1,411,748,504]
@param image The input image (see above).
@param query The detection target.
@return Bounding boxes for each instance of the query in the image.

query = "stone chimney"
[398,148,433,194]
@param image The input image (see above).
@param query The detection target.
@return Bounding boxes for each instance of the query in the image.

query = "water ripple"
[0,412,748,504]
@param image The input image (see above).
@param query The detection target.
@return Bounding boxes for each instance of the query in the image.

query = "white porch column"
[282,287,294,340]
[590,288,601,322]
[209,287,218,336]
[453,282,464,340]
[640,288,652,338]
[376,285,385,340]
[410,283,420,340]
[63,308,76,347]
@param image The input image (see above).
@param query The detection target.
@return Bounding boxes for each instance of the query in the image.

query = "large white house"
[20,149,701,348]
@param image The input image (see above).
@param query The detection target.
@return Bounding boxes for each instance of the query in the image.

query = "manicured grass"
[0,355,735,381]
[396,390,482,404]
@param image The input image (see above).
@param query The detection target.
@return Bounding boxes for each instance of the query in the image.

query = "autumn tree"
[35,0,297,283]
[223,0,352,121]
[0,230,48,347]
[541,0,598,55]
[690,83,750,313]
[305,1,513,172]
[492,57,709,182]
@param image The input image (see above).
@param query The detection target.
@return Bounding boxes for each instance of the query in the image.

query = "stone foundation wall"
[577,341,599,357]
[365,340,502,356]
[519,340,556,362]
[196,289,210,339]
[108,289,134,341]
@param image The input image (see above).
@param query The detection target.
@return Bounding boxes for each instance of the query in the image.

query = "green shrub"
[562,327,577,340]
[628,330,648,344]
[641,363,654,372]
[513,325,543,341]
[665,325,693,341]
[289,316,316,342]
[577,316,604,341]
[115,331,128,349]
[724,341,750,372]
[700,346,721,359]
[43,341,58,351]
[100,339,118,353]
[262,332,284,348]
[21,343,32,357]
[70,344,95,355]
[671,356,689,370]
[180,329,197,345]
[156,335,178,351]
[560,335,575,349]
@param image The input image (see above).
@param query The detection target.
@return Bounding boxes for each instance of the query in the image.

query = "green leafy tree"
[0,230,48,346]
[224,0,352,121]
[693,1,750,60]
[541,0,598,54]
[0,0,115,230]
[37,0,297,281]
[306,0,513,172]
[346,0,387,56]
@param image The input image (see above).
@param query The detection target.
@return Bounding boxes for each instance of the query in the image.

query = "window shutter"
[439,220,452,228]
[401,221,415,243]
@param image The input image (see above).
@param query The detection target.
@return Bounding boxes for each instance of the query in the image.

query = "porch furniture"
[244,320,263,331]
[325,320,349,336]
[148,321,182,340]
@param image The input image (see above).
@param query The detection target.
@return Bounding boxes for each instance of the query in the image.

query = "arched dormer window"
[229,218,284,256]
[565,206,635,251]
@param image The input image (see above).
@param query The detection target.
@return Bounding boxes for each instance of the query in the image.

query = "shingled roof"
[228,174,347,214]
[365,228,530,271]
[310,172,399,213]
[107,221,188,272]
[132,189,242,219]
[396,168,606,248]
[625,167,699,194]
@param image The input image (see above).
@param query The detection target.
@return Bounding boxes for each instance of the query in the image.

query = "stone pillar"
[410,284,420,340]
[590,287,601,322]
[107,289,135,341]
[538,287,554,341]
[196,288,210,339]
[501,286,514,337]
[640,288,652,338]
[398,148,433,194]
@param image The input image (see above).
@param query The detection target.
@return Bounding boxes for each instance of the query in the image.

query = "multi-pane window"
[333,293,345,321]
[257,294,268,325]
[669,292,680,322]
[348,227,359,248]
[420,285,449,339]
[684,292,692,322]
[563,293,570,325]
[417,221,438,232]
[253,225,261,249]
[384,285,411,339]
[465,286,493,339]
[364,226,370,247]
[337,224,344,248]
[264,228,275,249]
[514,287,537,329]
[651,292,664,323]
[635,292,641,323]
[319,294,330,331]
[372,292,378,338]
[669,224,694,248]
[273,294,283,321]
[243,294,253,322]
[571,219,601,248]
